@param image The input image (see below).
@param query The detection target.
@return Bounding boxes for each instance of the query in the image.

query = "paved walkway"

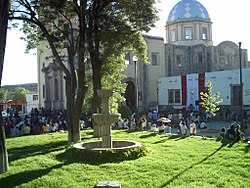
[166,121,250,138]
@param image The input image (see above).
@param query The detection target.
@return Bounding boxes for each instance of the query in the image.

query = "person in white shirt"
[189,119,196,135]
[178,118,187,135]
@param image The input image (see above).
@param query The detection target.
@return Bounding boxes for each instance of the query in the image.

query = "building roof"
[167,0,210,23]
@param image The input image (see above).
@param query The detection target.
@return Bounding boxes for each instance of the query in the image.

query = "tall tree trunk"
[0,0,9,174]
[91,59,102,113]
[0,114,8,173]
[65,78,86,144]
[65,80,81,144]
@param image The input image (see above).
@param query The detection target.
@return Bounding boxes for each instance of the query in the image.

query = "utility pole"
[238,42,244,131]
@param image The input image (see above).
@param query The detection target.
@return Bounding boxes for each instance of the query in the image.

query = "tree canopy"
[200,80,223,117]
[7,0,159,143]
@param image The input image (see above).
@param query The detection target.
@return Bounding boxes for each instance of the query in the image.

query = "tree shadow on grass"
[0,163,65,188]
[159,138,231,187]
[215,137,238,148]
[139,132,157,138]
[152,134,188,144]
[8,140,68,162]
[153,138,169,144]
[244,143,250,153]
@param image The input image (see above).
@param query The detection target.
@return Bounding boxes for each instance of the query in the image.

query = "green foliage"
[200,80,223,116]
[86,0,158,112]
[0,88,8,100]
[66,144,148,163]
[8,0,159,142]
[118,105,132,119]
[10,87,30,101]
[101,53,128,113]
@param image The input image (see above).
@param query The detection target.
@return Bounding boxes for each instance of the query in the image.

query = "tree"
[0,88,8,101]
[11,87,29,101]
[8,0,158,144]
[9,0,88,144]
[200,80,223,117]
[85,0,158,112]
[0,0,10,174]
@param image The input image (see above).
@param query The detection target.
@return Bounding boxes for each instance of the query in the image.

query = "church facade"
[37,0,249,113]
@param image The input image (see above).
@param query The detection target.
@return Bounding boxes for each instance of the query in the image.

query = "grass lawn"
[0,130,250,188]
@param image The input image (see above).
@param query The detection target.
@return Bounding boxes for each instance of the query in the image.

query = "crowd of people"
[112,109,246,141]
[112,109,204,136]
[4,108,68,137]
[220,124,244,141]
[3,107,246,141]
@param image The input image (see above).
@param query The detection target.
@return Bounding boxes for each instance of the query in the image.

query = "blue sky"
[2,0,250,85]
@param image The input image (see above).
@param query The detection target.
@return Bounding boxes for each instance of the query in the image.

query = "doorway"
[125,81,136,111]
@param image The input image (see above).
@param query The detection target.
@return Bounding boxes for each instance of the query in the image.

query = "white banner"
[186,74,199,110]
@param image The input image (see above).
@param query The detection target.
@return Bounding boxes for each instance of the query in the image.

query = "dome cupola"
[167,0,210,23]
[166,0,213,46]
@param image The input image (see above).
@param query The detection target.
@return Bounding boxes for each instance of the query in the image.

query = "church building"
[37,0,249,113]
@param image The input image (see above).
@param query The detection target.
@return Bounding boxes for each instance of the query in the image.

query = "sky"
[2,0,250,86]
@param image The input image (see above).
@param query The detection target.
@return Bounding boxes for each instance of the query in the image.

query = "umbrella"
[157,117,171,123]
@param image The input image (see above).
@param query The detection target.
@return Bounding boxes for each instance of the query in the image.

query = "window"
[184,27,192,40]
[168,89,181,103]
[198,52,202,63]
[169,90,174,103]
[175,90,180,103]
[202,27,208,40]
[125,53,131,65]
[42,84,45,99]
[54,79,59,100]
[151,52,159,66]
[170,29,176,42]
[225,54,232,65]
[177,55,182,67]
[33,95,38,101]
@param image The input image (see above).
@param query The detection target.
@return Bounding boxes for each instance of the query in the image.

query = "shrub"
[66,145,148,163]
[118,105,132,119]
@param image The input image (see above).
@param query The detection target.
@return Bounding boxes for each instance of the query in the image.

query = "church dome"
[167,0,210,23]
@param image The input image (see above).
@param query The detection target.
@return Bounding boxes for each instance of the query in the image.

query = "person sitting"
[129,118,136,131]
[225,125,235,140]
[24,125,31,135]
[220,127,226,138]
[234,124,241,141]
[158,121,165,134]
[200,121,207,129]
[43,123,49,133]
[150,123,158,133]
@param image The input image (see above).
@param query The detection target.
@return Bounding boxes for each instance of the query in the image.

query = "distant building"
[26,93,39,114]
[0,93,39,115]
[0,101,27,115]
[158,68,250,111]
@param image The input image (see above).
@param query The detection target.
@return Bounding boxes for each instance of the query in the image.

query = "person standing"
[189,119,196,135]
[178,118,187,135]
